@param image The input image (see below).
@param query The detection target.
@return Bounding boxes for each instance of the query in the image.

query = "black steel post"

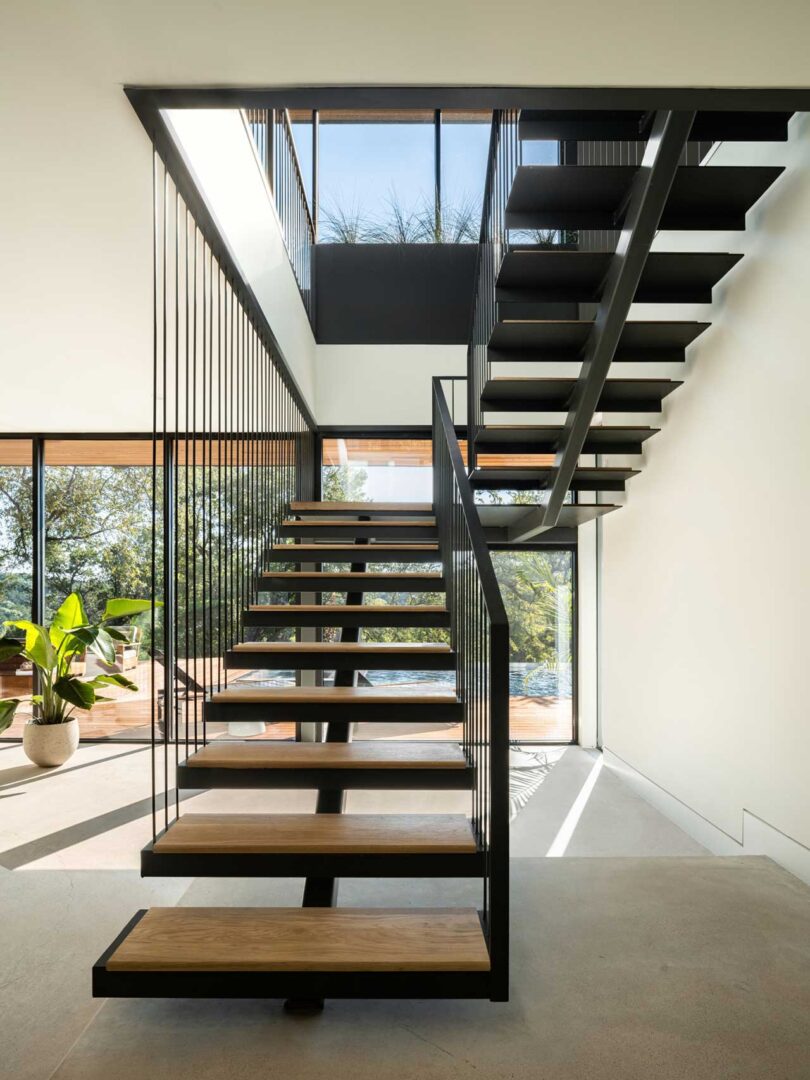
[312,109,319,243]
[31,437,45,627]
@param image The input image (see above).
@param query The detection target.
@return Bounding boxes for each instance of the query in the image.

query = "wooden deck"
[1,662,572,743]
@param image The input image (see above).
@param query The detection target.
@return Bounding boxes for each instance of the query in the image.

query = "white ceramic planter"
[23,718,79,767]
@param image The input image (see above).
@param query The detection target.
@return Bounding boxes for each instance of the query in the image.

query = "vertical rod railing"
[466,110,520,476]
[150,149,317,841]
[432,377,510,1001]
[244,108,315,325]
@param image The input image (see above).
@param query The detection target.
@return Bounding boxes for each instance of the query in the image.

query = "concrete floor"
[1,742,809,1079]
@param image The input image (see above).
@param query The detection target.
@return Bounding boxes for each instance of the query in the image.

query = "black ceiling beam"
[508,110,696,543]
[125,86,810,112]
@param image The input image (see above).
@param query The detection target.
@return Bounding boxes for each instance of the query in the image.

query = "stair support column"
[285,520,369,1013]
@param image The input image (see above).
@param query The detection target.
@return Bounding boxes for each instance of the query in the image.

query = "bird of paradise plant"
[0,592,159,734]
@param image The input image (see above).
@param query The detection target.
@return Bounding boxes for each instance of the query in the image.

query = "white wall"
[315,345,465,425]
[3,0,810,433]
[601,114,810,865]
[165,109,316,414]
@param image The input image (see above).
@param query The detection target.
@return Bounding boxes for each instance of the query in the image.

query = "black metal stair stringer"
[285,517,370,1013]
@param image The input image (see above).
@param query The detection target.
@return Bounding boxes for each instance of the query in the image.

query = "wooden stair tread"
[210,686,459,705]
[291,502,433,512]
[153,813,477,854]
[283,519,436,527]
[106,907,490,972]
[229,641,452,654]
[261,571,443,579]
[185,741,467,770]
[248,604,448,613]
[272,543,439,551]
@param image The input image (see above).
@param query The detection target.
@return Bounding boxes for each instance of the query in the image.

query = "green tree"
[491,549,572,667]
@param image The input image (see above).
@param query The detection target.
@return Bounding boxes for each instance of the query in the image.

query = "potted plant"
[0,592,158,767]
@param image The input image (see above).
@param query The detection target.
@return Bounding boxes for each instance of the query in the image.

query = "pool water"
[237,662,573,698]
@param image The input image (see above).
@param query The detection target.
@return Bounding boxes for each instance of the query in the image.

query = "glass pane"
[491,548,574,742]
[0,441,33,737]
[318,115,434,243]
[44,440,161,740]
[522,140,559,166]
[441,113,492,241]
[321,438,433,502]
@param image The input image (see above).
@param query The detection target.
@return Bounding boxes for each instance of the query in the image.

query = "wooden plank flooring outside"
[106,906,491,972]
[153,813,477,854]
[1,666,571,742]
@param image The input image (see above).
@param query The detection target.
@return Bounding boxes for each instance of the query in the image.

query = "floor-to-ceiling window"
[308,109,494,243]
[42,440,161,740]
[317,111,436,242]
[440,110,492,239]
[321,437,433,501]
[319,438,575,743]
[492,548,575,742]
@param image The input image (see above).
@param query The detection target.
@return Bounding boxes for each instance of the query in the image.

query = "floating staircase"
[470,108,788,531]
[94,501,501,1004]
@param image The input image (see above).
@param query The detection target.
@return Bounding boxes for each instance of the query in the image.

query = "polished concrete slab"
[50,859,810,1080]
[2,742,807,1079]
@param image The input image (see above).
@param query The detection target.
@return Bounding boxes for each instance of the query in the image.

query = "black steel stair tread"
[480,377,681,412]
[477,502,618,528]
[184,740,467,771]
[475,425,658,453]
[99,907,490,973]
[470,466,639,491]
[488,319,710,358]
[496,250,741,302]
[518,109,792,142]
[505,165,784,229]
[225,641,456,671]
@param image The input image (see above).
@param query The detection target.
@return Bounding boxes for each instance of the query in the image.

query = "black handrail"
[432,377,510,1001]
[244,108,315,325]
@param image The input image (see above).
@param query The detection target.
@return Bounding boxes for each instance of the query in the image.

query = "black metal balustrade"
[245,108,315,323]
[432,377,510,1000]
[150,149,316,839]
[467,110,520,474]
